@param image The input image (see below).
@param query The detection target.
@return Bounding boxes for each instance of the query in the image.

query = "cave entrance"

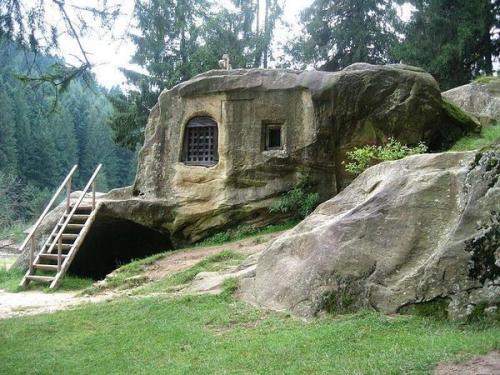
[68,214,173,280]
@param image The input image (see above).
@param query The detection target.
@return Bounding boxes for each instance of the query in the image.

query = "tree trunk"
[254,0,261,67]
[263,0,269,68]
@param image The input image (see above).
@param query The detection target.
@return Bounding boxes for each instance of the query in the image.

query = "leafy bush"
[344,138,428,175]
[270,181,320,219]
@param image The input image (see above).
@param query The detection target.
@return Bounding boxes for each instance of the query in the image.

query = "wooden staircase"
[19,164,102,289]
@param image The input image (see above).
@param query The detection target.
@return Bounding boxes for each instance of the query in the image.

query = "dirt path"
[434,351,500,374]
[0,290,112,319]
[0,232,283,319]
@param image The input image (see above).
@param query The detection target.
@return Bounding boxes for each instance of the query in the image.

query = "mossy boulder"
[443,79,500,125]
[241,146,500,320]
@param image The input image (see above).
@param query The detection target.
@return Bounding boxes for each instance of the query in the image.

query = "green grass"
[137,250,244,294]
[451,122,500,151]
[0,268,93,293]
[85,252,169,294]
[194,220,298,247]
[0,293,498,374]
[0,256,17,270]
[0,268,25,291]
[474,75,500,84]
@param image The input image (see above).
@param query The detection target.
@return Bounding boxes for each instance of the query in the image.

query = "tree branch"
[52,0,91,69]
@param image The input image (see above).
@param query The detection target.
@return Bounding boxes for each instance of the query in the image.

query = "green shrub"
[344,138,428,175]
[269,181,320,219]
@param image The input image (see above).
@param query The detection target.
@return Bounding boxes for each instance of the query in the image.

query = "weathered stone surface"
[443,80,500,124]
[240,147,500,320]
[131,64,477,242]
[15,65,480,271]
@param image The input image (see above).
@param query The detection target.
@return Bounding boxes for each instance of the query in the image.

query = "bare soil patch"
[434,351,500,375]
[0,290,111,319]
[146,232,279,281]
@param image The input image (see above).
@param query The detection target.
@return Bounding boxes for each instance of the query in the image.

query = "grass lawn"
[1,221,498,373]
[0,293,498,374]
[0,268,94,293]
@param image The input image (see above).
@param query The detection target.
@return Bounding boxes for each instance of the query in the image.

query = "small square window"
[264,123,283,150]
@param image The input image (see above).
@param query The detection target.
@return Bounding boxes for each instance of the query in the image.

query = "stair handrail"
[19,164,78,254]
[45,164,102,259]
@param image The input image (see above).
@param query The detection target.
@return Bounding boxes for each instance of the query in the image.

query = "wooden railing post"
[29,235,35,274]
[57,237,62,272]
[66,176,72,213]
[44,164,101,256]
[92,180,96,211]
[18,165,77,258]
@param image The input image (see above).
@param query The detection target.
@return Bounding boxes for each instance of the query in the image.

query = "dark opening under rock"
[68,214,172,280]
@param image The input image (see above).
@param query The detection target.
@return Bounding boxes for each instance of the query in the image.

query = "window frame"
[263,122,284,151]
[182,116,219,167]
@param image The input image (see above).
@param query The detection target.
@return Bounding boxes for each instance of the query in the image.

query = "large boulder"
[240,147,500,320]
[442,79,500,125]
[132,64,477,243]
[15,65,480,273]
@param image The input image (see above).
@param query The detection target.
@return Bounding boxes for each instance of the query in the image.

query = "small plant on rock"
[344,138,428,175]
[270,180,320,219]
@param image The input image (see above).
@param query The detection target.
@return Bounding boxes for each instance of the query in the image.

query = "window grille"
[183,117,218,166]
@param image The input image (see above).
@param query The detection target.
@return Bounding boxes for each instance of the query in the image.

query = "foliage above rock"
[343,138,428,175]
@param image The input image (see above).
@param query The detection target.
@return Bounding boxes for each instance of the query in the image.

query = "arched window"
[182,116,219,166]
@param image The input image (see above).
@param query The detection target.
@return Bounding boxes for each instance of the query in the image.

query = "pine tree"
[289,0,399,71]
[0,88,18,172]
[0,37,134,228]
[109,1,284,150]
[395,0,499,90]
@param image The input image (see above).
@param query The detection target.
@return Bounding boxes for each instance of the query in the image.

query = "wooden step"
[58,223,84,230]
[39,254,68,260]
[61,233,78,241]
[26,275,54,283]
[66,214,90,222]
[33,264,59,271]
[44,243,72,250]
[70,205,92,213]
[51,233,78,241]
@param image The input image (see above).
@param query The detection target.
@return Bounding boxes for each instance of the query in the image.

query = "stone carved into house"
[16,64,479,278]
